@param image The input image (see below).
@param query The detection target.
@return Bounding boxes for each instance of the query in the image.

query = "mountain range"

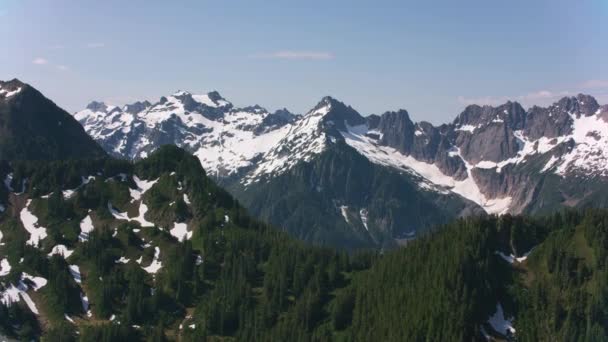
[75,88,608,248]
[1,79,608,340]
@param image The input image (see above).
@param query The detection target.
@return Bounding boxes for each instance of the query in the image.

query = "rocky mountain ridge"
[73,87,608,247]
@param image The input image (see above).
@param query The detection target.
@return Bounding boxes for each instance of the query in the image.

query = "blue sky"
[1,0,607,123]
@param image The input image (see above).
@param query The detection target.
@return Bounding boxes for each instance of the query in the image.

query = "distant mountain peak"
[306,96,362,121]
[0,78,25,87]
[124,101,152,114]
[172,90,191,97]
[207,90,225,102]
[552,94,599,116]
[0,79,27,99]
[177,90,232,109]
[453,100,526,129]
[386,109,412,119]
[85,101,108,112]
[307,96,335,116]
[273,107,297,119]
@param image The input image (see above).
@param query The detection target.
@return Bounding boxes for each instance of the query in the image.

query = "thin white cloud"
[250,50,334,60]
[457,90,573,107]
[32,58,49,65]
[86,42,105,48]
[518,90,571,102]
[32,57,69,71]
[581,80,608,89]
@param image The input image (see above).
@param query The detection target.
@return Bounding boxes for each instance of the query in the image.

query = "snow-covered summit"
[242,97,337,184]
[74,91,296,178]
[76,90,608,216]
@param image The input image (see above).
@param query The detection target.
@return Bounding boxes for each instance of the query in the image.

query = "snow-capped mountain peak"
[304,96,335,119]
[75,90,608,218]
[74,90,295,176]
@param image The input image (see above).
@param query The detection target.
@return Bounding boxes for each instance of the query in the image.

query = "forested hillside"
[0,146,364,341]
[231,143,482,250]
[1,145,608,341]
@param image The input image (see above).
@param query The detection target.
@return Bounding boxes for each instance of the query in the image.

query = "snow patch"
[0,258,11,276]
[170,222,191,241]
[494,247,534,264]
[79,214,95,241]
[108,202,129,220]
[488,303,516,336]
[0,272,47,315]
[456,124,478,133]
[80,292,91,317]
[130,176,158,201]
[116,256,130,264]
[342,126,511,214]
[0,87,22,97]
[62,176,95,199]
[359,209,369,231]
[142,247,162,274]
[340,206,350,224]
[68,265,82,284]
[48,244,74,259]
[19,200,48,247]
[474,131,567,173]
[131,203,155,227]
[555,112,608,177]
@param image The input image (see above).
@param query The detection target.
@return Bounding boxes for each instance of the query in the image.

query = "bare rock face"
[453,102,526,164]
[320,96,367,130]
[524,105,573,140]
[376,110,417,154]
[568,94,600,117]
